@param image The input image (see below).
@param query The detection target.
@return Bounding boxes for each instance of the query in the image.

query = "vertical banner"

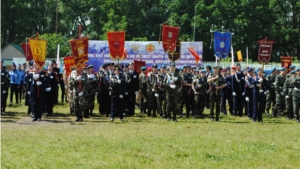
[237,50,242,62]
[64,56,75,77]
[107,31,125,60]
[168,39,181,61]
[69,37,89,64]
[258,42,273,64]
[281,56,292,69]
[161,25,180,54]
[21,42,33,61]
[134,60,146,74]
[29,39,47,68]
[214,32,231,59]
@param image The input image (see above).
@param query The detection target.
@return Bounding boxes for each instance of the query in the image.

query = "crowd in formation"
[1,59,300,123]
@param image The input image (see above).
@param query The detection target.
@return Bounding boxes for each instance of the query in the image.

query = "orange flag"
[188,47,201,64]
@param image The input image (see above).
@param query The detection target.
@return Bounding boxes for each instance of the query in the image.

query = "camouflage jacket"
[275,74,286,93]
[283,74,295,95]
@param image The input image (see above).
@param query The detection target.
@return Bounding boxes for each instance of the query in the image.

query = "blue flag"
[214,32,231,59]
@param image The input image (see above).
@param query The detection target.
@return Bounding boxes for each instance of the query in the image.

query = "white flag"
[56,44,60,68]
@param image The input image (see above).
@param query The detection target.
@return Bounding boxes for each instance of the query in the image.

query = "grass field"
[1,99,300,169]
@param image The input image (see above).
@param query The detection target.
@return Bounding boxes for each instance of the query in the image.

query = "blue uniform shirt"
[9,70,20,85]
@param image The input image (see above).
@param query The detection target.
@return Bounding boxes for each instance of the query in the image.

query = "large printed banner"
[214,32,231,59]
[87,41,203,72]
[29,39,47,67]
[281,56,292,69]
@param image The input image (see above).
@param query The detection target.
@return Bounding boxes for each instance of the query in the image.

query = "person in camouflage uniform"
[68,67,76,115]
[147,64,158,117]
[265,68,276,116]
[180,65,194,118]
[207,66,227,122]
[70,64,89,122]
[283,70,296,119]
[139,67,148,114]
[292,68,300,123]
[1,60,10,114]
[155,64,167,118]
[192,70,208,118]
[273,67,287,117]
[86,65,98,117]
[164,63,181,122]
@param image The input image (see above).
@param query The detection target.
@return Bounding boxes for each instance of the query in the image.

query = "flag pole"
[246,46,248,67]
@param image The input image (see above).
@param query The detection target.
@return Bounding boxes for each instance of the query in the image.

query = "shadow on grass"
[1,112,22,116]
[1,119,17,123]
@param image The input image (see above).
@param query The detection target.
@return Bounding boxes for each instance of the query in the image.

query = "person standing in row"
[192,70,208,118]
[1,60,10,113]
[139,66,148,115]
[292,68,300,123]
[87,65,98,117]
[44,64,57,116]
[232,64,245,117]
[51,60,60,105]
[25,60,35,115]
[9,62,21,106]
[17,64,25,103]
[156,64,167,118]
[221,68,233,116]
[125,63,139,117]
[273,67,287,117]
[109,66,126,121]
[283,70,296,120]
[147,64,158,117]
[265,68,276,116]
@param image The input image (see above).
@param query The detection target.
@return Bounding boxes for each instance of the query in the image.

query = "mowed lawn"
[1,100,300,169]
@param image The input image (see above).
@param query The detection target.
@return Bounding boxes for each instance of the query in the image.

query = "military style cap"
[206,65,212,70]
[201,70,206,73]
[29,60,34,66]
[102,63,109,69]
[213,65,219,69]
[296,68,300,71]
[271,68,276,72]
[152,64,158,68]
[122,64,128,68]
[290,65,296,69]
[161,64,167,68]
[115,67,121,71]
[226,67,230,70]
[52,60,56,64]
[183,64,188,68]
[158,67,161,71]
[281,67,286,71]
[88,65,94,69]
[109,62,115,66]
[141,66,147,71]
[236,63,241,67]
[192,66,197,69]
[170,62,176,67]
[289,70,296,74]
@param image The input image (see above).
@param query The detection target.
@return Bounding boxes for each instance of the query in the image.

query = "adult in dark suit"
[221,67,233,115]
[44,64,57,116]
[124,62,139,116]
[109,66,126,121]
[51,60,60,104]
[99,63,111,117]
[231,64,245,116]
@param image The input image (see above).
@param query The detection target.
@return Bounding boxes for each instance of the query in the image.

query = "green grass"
[1,100,300,169]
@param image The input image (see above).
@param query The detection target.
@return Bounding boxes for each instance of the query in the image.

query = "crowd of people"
[1,59,300,123]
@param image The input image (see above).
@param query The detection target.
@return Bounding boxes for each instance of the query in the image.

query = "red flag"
[134,60,146,74]
[21,42,33,61]
[69,37,89,63]
[162,25,179,54]
[188,47,201,64]
[281,56,292,69]
[64,56,75,77]
[107,31,126,60]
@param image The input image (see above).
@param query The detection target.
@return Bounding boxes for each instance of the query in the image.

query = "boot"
[216,114,219,122]
[140,108,144,114]
[89,109,93,116]
[147,109,152,117]
[152,110,157,117]
[210,115,214,122]
[272,109,277,117]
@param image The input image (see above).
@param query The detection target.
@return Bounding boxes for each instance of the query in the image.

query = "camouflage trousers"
[293,89,300,119]
[166,89,178,120]
[69,90,75,115]
[285,93,293,118]
[156,91,166,117]
[140,89,148,110]
[273,93,285,116]
[210,93,221,117]
[194,93,206,117]
[265,89,275,112]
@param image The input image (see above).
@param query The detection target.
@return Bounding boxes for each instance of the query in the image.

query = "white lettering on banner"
[260,54,270,56]
[260,44,271,47]
[262,50,269,53]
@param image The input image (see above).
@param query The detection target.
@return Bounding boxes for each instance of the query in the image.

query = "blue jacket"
[9,70,20,85]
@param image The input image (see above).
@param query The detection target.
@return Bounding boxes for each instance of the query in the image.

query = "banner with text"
[87,41,203,71]
[281,56,292,69]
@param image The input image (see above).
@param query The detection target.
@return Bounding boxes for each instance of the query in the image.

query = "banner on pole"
[281,56,292,69]
[107,31,126,60]
[69,37,89,63]
[21,42,33,61]
[162,25,180,54]
[257,38,274,64]
[237,50,242,62]
[134,60,146,74]
[29,39,47,67]
[64,56,75,77]
[214,32,231,59]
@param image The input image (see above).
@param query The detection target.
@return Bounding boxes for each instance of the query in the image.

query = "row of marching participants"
[65,61,300,123]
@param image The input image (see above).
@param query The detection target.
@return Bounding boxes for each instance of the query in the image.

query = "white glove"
[95,92,98,95]
[65,85,67,89]
[232,92,236,96]
[27,91,31,95]
[119,95,123,99]
[258,79,263,83]
[286,95,289,99]
[152,88,155,92]
[125,92,128,95]
[118,80,121,84]
[245,97,250,102]
[259,90,263,93]
[36,81,42,86]
[256,84,261,87]
[2,90,7,94]
[78,92,83,96]
[77,76,81,80]
[155,93,159,97]
[135,91,138,95]
[280,92,284,96]
[242,92,245,96]
[34,74,40,79]
[172,77,178,81]
[170,84,176,89]
[57,84,60,86]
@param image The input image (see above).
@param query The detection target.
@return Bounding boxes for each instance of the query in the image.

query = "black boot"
[89,109,93,116]
[140,108,144,114]
[216,115,219,122]
[153,110,157,117]
[147,109,152,117]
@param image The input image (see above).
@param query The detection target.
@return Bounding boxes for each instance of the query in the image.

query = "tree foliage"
[1,0,300,61]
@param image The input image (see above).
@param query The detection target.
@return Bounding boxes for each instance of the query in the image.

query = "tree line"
[1,0,299,62]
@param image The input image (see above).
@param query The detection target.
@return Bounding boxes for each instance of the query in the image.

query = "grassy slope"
[1,101,300,169]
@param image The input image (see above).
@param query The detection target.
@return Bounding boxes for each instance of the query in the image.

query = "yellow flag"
[29,39,47,67]
[237,50,242,62]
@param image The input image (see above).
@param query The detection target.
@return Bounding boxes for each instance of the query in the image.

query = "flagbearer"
[207,66,227,122]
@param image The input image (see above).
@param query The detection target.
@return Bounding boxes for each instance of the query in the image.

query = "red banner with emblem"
[281,56,292,69]
[107,31,126,60]
[29,39,47,68]
[69,37,89,63]
[21,42,33,61]
[64,56,75,77]
[134,60,146,74]
[74,57,85,69]
[257,38,274,64]
[162,25,180,54]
